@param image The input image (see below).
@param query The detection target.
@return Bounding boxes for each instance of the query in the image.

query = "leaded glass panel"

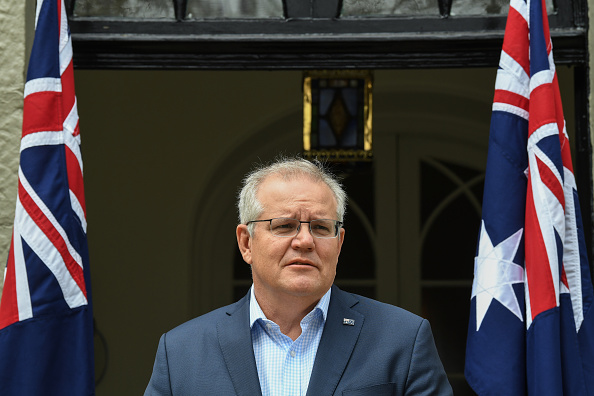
[186,0,284,19]
[74,0,174,18]
[303,71,372,162]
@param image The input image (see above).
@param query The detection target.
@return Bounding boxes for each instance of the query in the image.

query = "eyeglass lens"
[270,218,338,238]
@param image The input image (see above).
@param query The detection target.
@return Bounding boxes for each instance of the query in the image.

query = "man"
[145,157,452,395]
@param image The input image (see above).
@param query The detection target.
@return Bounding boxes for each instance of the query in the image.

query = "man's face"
[237,175,345,304]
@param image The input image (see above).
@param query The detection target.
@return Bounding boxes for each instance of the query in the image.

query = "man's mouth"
[287,260,315,268]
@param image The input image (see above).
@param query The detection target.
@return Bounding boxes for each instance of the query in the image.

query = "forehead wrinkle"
[257,176,337,219]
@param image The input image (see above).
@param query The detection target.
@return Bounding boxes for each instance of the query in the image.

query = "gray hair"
[237,157,347,232]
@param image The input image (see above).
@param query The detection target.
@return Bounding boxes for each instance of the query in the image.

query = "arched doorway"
[190,69,493,394]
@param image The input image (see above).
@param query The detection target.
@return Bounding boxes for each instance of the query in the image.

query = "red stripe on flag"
[18,180,87,299]
[552,74,565,134]
[502,6,529,76]
[22,91,62,137]
[525,177,558,319]
[536,156,565,210]
[0,235,19,330]
[494,89,529,112]
[72,119,80,137]
[65,146,86,216]
[57,0,63,30]
[61,60,75,122]
[553,73,574,174]
[528,83,557,137]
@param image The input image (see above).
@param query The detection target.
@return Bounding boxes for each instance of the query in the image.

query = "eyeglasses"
[246,217,343,238]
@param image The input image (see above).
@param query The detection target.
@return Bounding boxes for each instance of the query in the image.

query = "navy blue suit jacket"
[145,286,453,395]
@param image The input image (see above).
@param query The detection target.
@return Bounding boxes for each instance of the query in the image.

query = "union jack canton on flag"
[465,0,594,394]
[0,0,95,394]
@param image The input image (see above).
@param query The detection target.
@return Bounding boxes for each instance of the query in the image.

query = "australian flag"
[0,0,95,394]
[465,0,594,394]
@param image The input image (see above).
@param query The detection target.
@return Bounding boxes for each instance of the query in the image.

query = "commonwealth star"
[472,221,525,330]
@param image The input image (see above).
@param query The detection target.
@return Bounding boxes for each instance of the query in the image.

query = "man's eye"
[272,220,297,231]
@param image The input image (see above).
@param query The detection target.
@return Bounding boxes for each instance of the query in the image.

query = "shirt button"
[290,351,296,357]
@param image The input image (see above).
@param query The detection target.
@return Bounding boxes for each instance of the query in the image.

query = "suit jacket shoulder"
[144,294,262,396]
[306,286,453,396]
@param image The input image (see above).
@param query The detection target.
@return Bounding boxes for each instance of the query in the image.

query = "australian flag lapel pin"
[343,318,355,326]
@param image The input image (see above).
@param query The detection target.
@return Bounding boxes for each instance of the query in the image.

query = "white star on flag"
[472,221,525,330]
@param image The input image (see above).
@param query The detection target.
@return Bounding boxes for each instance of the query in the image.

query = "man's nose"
[292,223,315,250]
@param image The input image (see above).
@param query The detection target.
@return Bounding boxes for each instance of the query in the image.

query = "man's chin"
[281,278,331,298]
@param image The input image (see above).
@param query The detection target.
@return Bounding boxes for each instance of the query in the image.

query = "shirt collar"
[249,285,332,328]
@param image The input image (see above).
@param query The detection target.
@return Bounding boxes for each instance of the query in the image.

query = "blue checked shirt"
[249,286,330,396]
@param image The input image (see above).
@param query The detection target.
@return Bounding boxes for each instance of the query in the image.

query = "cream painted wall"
[0,0,27,297]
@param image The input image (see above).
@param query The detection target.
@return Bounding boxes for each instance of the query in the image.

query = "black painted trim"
[574,66,594,265]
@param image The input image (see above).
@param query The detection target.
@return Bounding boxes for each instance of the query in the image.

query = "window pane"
[451,0,555,15]
[341,0,555,16]
[74,0,174,18]
[422,287,476,396]
[422,287,470,373]
[186,0,284,19]
[341,0,437,17]
[421,195,480,280]
[334,166,376,279]
[420,159,483,280]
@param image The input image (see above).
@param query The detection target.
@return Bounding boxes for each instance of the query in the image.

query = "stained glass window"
[303,71,373,162]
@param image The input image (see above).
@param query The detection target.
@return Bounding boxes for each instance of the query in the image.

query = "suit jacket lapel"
[217,294,263,396]
[306,286,364,396]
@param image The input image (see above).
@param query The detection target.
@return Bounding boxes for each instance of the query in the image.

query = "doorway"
[191,68,504,394]
[76,67,575,394]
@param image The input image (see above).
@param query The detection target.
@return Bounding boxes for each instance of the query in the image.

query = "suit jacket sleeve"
[405,319,451,395]
[145,334,173,396]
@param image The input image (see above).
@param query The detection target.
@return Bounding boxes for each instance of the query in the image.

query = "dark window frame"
[68,0,587,70]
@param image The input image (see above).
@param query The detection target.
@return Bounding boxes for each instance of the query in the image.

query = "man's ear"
[236,224,253,264]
